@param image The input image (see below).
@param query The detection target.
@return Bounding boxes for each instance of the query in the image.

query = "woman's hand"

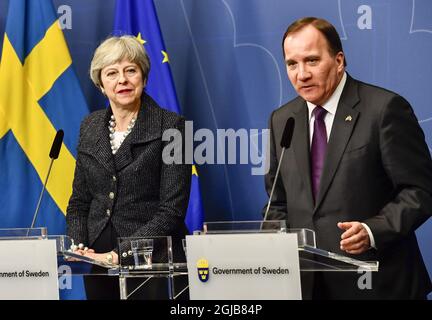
[83,251,119,265]
[65,243,94,261]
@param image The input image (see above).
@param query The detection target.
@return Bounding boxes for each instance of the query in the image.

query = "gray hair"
[90,35,150,88]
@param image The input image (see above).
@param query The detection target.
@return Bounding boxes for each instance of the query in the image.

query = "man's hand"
[337,221,370,254]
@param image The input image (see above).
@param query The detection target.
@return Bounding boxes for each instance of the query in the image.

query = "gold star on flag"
[192,165,198,176]
[136,32,146,45]
[162,50,169,63]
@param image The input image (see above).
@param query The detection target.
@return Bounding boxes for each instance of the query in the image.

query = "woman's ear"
[99,85,105,95]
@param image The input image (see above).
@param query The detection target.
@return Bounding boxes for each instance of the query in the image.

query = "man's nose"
[298,65,311,81]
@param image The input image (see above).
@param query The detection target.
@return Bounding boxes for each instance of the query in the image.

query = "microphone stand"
[261,117,294,231]
[27,129,63,237]
[262,147,287,223]
[29,158,55,231]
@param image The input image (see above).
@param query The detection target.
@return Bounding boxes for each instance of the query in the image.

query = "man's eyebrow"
[305,55,320,60]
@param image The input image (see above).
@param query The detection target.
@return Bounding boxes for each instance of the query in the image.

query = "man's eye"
[287,62,297,70]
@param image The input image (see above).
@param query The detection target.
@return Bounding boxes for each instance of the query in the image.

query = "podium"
[186,221,379,300]
[0,228,60,300]
[0,223,378,300]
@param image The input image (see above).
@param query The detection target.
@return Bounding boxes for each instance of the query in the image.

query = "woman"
[66,35,191,299]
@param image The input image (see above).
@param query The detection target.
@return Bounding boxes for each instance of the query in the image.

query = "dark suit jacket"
[266,75,432,299]
[66,93,191,260]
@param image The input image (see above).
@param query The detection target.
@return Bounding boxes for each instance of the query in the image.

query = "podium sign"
[0,239,59,300]
[186,233,301,300]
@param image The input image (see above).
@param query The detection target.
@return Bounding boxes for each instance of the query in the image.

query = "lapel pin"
[345,115,352,122]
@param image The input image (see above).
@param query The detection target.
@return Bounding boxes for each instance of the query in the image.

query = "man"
[265,17,432,299]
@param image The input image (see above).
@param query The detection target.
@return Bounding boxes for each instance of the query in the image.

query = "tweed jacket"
[66,93,191,257]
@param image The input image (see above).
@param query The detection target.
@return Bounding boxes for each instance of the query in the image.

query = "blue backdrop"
[1,0,431,298]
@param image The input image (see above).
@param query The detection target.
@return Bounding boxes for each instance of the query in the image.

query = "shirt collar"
[307,72,347,119]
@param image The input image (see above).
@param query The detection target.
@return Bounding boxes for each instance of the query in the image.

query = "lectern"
[0,221,379,300]
[0,228,59,300]
[186,221,379,300]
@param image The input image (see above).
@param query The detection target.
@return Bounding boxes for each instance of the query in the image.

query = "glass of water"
[130,238,154,268]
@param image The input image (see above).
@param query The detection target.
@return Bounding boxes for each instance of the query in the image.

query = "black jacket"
[266,75,432,299]
[67,93,191,260]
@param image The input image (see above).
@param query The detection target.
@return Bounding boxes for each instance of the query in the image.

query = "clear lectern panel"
[198,221,378,272]
[116,235,188,300]
[0,227,48,239]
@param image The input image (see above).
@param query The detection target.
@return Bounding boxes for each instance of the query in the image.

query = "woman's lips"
[117,89,133,94]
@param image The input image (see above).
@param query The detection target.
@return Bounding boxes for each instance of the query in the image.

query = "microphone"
[263,117,295,223]
[280,117,295,149]
[49,129,64,159]
[30,129,64,230]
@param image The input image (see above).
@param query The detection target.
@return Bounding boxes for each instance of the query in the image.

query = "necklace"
[108,114,137,154]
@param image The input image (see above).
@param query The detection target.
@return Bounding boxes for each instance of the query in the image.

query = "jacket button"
[109,192,115,199]
[106,209,111,216]
[112,176,117,182]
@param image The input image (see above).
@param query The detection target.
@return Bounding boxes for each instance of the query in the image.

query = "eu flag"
[0,0,89,299]
[114,0,204,233]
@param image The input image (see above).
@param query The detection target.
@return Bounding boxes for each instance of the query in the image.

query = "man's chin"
[299,94,319,105]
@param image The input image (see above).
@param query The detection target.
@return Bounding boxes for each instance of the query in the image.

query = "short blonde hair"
[90,35,150,88]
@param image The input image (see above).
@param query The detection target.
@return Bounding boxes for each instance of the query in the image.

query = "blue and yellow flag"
[0,0,88,299]
[114,0,204,233]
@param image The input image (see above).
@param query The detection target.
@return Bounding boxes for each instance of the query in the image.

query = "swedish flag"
[113,0,204,232]
[0,0,88,299]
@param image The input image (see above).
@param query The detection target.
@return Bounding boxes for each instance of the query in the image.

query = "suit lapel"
[114,94,162,172]
[90,110,116,174]
[314,76,360,212]
[291,100,315,208]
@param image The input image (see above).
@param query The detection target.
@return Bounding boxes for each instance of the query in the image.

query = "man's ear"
[336,52,345,72]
